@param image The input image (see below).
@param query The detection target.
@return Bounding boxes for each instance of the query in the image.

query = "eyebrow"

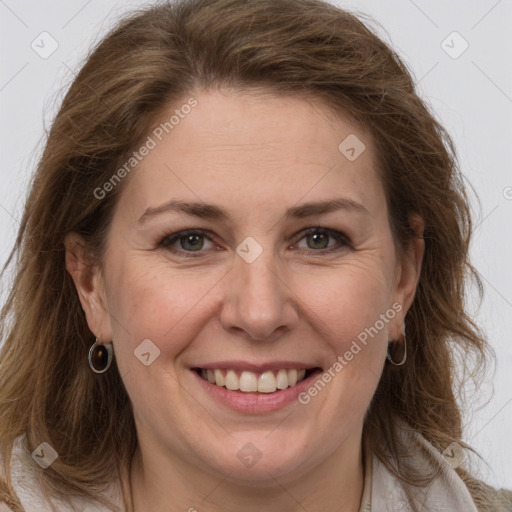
[137,197,369,224]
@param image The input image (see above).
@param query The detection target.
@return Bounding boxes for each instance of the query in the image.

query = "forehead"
[117,89,383,222]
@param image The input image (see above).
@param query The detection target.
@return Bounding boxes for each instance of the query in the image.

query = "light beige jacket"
[0,425,502,511]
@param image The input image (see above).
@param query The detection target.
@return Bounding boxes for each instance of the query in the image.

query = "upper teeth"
[200,368,307,393]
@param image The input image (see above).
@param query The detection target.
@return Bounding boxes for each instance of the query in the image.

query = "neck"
[126,428,365,512]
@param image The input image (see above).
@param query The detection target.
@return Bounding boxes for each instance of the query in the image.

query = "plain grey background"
[1,0,511,489]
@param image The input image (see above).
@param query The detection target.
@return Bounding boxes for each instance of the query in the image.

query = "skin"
[65,89,424,512]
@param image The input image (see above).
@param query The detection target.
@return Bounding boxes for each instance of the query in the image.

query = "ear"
[64,232,112,342]
[390,213,425,336]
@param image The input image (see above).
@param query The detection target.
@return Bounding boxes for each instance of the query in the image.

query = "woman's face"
[68,89,423,484]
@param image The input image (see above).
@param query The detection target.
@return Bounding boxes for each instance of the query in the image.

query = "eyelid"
[159,228,217,258]
[292,227,352,254]
[158,226,352,257]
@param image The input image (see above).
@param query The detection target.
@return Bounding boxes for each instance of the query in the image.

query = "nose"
[220,250,300,342]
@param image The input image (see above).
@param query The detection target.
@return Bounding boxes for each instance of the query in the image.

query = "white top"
[1,425,479,511]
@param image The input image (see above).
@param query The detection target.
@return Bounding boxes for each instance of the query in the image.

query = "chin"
[199,434,322,484]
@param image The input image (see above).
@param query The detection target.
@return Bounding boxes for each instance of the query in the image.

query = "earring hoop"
[88,339,113,373]
[387,325,407,366]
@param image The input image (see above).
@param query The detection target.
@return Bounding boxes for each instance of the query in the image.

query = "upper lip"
[192,361,321,372]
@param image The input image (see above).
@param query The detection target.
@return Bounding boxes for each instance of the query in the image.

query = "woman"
[0,0,510,510]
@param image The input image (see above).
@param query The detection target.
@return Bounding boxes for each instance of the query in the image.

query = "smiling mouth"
[194,367,321,393]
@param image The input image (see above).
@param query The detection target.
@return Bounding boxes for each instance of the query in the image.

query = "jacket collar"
[368,423,478,512]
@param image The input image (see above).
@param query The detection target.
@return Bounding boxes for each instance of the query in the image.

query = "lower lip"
[192,369,322,414]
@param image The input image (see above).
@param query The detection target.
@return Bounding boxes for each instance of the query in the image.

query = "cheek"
[292,258,394,405]
[295,266,391,422]
[294,258,394,338]
[105,254,226,357]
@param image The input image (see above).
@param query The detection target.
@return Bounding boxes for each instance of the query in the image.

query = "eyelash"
[158,227,352,258]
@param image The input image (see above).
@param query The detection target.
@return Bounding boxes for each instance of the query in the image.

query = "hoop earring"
[88,339,113,374]
[387,325,407,366]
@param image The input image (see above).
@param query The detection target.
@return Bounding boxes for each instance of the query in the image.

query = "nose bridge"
[221,240,298,341]
[240,250,280,305]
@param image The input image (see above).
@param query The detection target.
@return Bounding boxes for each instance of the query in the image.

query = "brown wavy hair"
[0,0,507,510]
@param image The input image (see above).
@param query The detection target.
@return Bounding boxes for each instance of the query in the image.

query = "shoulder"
[1,435,125,512]
[474,482,512,512]
[0,435,56,512]
[493,488,512,511]
[496,488,512,510]
[0,445,14,511]
[372,424,512,512]
[371,424,478,511]
[0,442,12,511]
